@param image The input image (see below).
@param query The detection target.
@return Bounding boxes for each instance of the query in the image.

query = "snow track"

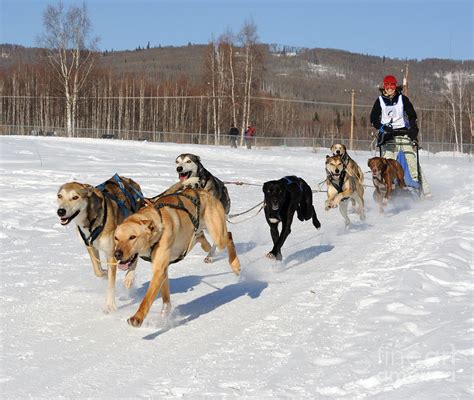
[1,137,472,398]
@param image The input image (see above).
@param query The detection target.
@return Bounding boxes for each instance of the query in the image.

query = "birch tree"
[443,71,469,152]
[39,1,97,136]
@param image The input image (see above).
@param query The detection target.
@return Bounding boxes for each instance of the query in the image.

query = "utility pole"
[402,63,409,96]
[344,89,360,150]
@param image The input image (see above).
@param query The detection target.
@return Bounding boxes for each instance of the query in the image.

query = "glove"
[377,129,394,146]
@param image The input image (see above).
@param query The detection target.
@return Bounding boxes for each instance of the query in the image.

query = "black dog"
[263,176,321,260]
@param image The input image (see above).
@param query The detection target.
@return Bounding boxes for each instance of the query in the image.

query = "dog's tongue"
[117,261,130,271]
[179,174,187,182]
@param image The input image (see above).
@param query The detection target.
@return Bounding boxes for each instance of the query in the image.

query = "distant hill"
[1,42,472,108]
[1,42,472,144]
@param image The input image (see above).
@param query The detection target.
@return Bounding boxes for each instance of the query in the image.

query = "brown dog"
[114,188,240,327]
[367,157,407,212]
[325,155,365,227]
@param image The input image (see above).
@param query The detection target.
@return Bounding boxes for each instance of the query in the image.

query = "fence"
[0,125,472,154]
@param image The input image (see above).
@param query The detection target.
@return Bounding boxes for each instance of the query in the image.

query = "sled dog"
[160,153,231,263]
[331,143,364,185]
[368,157,407,212]
[263,176,321,260]
[325,155,365,227]
[114,188,240,327]
[57,174,144,312]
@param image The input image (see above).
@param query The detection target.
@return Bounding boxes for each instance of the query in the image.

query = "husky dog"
[114,188,240,327]
[174,153,231,214]
[330,143,365,208]
[158,153,232,263]
[325,155,365,227]
[57,174,144,312]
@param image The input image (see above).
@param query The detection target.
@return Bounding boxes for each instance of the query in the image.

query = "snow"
[1,136,472,399]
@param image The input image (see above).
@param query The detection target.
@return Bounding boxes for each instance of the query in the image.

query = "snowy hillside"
[0,136,472,399]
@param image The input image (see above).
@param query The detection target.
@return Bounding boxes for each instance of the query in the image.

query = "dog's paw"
[123,271,135,289]
[203,255,213,264]
[382,198,388,205]
[161,302,172,316]
[230,257,241,274]
[266,252,282,261]
[104,301,117,314]
[183,177,200,189]
[127,315,143,327]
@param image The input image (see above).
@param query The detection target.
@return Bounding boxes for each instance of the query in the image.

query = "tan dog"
[331,143,364,183]
[325,155,365,227]
[57,175,144,312]
[114,188,240,327]
[367,157,407,212]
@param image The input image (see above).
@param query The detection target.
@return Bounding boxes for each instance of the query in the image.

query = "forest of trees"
[0,3,472,150]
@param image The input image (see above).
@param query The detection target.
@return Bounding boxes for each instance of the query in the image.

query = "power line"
[0,94,444,112]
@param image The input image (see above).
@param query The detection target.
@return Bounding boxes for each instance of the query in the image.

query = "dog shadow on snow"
[141,278,268,340]
[282,245,334,271]
[120,271,232,307]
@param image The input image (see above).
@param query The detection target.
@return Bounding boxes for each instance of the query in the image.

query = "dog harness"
[77,196,108,247]
[340,152,349,167]
[96,173,144,218]
[77,174,144,247]
[326,169,347,193]
[283,176,303,192]
[140,190,201,263]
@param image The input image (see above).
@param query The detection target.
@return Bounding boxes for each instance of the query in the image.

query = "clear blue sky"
[1,0,472,60]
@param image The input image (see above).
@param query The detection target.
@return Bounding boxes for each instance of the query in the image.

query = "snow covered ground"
[0,136,472,399]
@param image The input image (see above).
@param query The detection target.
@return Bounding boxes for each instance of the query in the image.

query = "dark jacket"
[370,90,419,140]
[229,127,239,136]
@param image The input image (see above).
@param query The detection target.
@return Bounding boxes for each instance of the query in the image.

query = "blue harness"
[283,176,304,192]
[96,173,144,218]
[78,174,144,246]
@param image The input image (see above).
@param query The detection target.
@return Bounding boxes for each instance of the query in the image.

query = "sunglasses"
[384,83,397,88]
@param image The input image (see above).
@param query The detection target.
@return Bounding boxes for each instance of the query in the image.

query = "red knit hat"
[383,75,397,86]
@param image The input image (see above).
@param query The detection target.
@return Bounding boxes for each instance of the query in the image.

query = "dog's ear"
[341,144,347,152]
[140,219,155,233]
[195,155,201,163]
[84,184,95,197]
[262,182,269,193]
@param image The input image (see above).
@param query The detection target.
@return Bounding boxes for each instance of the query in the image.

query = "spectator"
[244,125,255,149]
[229,124,239,148]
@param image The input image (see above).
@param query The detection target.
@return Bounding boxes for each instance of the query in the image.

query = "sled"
[377,135,423,197]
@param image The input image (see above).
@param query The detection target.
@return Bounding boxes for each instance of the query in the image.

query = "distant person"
[244,125,255,149]
[370,75,431,197]
[229,124,239,148]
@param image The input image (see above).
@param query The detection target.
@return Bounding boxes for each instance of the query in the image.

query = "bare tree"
[238,20,259,145]
[39,1,98,136]
[443,71,470,152]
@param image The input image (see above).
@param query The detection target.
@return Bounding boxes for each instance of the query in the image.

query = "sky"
[0,0,473,60]
[1,135,472,397]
